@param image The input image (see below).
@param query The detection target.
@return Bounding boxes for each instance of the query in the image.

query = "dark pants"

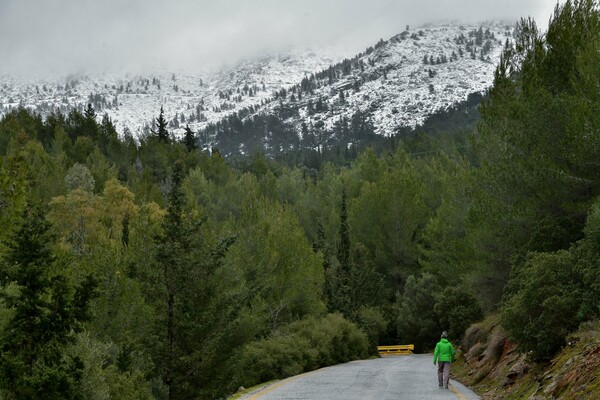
[437,361,451,388]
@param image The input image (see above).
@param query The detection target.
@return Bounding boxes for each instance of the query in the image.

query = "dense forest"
[1,1,599,399]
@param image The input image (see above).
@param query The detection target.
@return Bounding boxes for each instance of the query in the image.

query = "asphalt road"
[245,354,480,400]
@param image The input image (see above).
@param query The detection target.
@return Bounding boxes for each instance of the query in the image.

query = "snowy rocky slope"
[0,48,343,138]
[258,22,513,137]
[0,22,513,140]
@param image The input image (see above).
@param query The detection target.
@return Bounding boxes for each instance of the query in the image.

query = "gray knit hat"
[441,331,448,338]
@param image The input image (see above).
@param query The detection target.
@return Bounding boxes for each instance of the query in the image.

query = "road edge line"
[449,384,468,400]
[246,369,322,400]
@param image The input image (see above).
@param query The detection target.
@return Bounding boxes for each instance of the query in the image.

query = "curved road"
[246,355,480,400]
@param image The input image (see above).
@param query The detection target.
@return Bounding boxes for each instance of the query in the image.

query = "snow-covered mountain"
[0,22,513,144]
[240,22,514,146]
[0,47,343,137]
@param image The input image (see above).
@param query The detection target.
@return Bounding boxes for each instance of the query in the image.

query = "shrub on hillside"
[434,286,483,341]
[502,250,584,360]
[502,197,600,360]
[235,313,369,387]
[577,200,600,320]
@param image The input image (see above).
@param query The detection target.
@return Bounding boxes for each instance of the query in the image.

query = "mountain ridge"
[0,22,514,153]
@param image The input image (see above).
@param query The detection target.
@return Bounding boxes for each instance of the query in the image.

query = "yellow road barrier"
[377,344,414,356]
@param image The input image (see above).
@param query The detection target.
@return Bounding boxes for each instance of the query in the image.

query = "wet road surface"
[247,354,480,400]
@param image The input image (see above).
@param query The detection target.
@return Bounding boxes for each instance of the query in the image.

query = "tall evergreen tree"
[0,155,26,253]
[338,188,350,269]
[0,203,97,400]
[153,106,170,144]
[148,161,230,399]
[471,0,600,307]
[327,189,352,316]
[84,103,96,121]
[154,162,187,399]
[182,125,197,152]
[82,103,99,139]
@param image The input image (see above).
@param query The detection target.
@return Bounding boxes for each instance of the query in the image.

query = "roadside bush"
[502,197,600,360]
[577,200,600,320]
[434,286,483,341]
[355,306,388,353]
[501,250,584,360]
[396,273,441,352]
[235,313,369,387]
[68,332,153,400]
[236,334,312,385]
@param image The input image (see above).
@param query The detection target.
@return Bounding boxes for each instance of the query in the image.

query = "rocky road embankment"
[453,316,600,399]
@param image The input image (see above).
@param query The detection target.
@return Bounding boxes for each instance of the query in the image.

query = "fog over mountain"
[0,0,556,75]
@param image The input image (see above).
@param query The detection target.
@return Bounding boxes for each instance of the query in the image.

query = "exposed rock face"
[455,318,600,399]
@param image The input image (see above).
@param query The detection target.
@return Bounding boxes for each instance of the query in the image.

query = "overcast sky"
[0,0,557,76]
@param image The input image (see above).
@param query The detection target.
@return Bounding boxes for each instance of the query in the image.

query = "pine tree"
[0,155,26,252]
[182,125,197,151]
[327,189,352,316]
[84,103,96,121]
[82,103,99,139]
[472,0,600,308]
[152,106,170,143]
[0,203,97,399]
[150,161,189,399]
[149,161,231,400]
[338,188,350,269]
[121,214,130,248]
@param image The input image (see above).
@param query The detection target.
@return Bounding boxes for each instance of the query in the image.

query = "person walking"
[433,331,455,389]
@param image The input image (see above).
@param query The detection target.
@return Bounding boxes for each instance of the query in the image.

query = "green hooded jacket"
[433,338,455,363]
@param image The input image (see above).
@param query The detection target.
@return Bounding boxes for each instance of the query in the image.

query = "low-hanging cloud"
[0,0,557,76]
